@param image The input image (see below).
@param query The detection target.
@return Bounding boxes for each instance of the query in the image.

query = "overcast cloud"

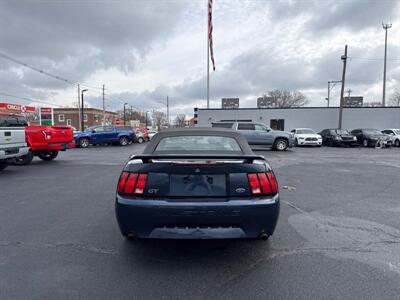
[0,0,399,116]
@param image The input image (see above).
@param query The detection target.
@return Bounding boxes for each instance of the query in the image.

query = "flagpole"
[207,0,210,109]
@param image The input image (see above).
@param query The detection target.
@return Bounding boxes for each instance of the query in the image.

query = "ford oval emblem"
[235,188,246,193]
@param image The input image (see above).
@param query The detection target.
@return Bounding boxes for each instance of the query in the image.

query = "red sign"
[0,102,36,113]
[40,107,52,114]
[115,119,121,125]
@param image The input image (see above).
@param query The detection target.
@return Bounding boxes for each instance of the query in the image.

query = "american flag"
[208,0,215,71]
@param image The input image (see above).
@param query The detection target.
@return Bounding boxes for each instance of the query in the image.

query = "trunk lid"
[126,156,269,198]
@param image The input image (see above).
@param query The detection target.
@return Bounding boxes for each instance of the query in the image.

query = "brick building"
[53,108,119,129]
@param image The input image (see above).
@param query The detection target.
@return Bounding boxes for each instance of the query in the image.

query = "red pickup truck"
[2,113,75,165]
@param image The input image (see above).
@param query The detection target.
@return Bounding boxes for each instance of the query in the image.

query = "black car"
[319,129,358,146]
[115,127,280,240]
[351,128,392,147]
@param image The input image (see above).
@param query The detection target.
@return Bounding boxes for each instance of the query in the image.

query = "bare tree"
[389,92,400,106]
[263,90,308,108]
[173,114,186,127]
[152,110,167,130]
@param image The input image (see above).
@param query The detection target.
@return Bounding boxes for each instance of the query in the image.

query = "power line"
[348,56,400,61]
[0,52,76,85]
[0,52,105,91]
[0,92,63,107]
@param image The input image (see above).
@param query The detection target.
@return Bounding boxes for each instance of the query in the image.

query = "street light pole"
[81,89,88,132]
[382,23,392,106]
[166,96,169,128]
[123,103,128,126]
[145,111,149,128]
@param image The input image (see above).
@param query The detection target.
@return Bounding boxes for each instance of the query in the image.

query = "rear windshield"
[154,135,242,153]
[0,115,28,127]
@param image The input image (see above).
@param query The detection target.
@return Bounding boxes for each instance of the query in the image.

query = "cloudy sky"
[0,0,399,117]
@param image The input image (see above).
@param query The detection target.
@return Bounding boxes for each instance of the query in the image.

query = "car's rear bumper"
[32,142,76,151]
[0,146,30,160]
[115,195,280,239]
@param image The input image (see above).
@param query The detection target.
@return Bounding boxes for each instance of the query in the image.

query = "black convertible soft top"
[142,127,254,155]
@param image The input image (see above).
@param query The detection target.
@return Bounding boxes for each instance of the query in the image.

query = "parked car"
[147,129,158,140]
[115,128,280,240]
[212,121,293,151]
[74,125,135,148]
[0,113,30,170]
[134,130,146,143]
[351,128,392,147]
[1,113,75,165]
[290,128,322,146]
[381,129,400,147]
[319,128,358,146]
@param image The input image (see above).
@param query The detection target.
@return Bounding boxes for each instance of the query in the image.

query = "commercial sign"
[40,107,54,126]
[0,102,36,113]
[221,98,239,109]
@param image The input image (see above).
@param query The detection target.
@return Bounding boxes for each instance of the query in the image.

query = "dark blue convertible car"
[115,128,280,240]
[74,125,135,148]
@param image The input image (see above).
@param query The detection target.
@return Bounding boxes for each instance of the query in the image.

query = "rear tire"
[362,139,369,147]
[13,150,34,165]
[395,139,400,147]
[274,139,288,151]
[137,137,144,144]
[119,137,129,146]
[0,161,8,171]
[79,138,90,148]
[37,151,58,161]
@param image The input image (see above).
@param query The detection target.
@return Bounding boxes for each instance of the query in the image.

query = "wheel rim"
[121,138,128,145]
[80,139,89,147]
[363,139,368,147]
[138,138,143,143]
[277,141,287,150]
[395,140,400,147]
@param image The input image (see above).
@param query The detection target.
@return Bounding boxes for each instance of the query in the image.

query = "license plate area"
[169,174,226,197]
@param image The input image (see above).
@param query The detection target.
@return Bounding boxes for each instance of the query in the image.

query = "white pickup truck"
[0,113,30,171]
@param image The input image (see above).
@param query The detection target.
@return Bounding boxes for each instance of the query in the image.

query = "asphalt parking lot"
[1,144,400,299]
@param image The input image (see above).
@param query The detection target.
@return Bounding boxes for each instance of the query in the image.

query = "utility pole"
[382,23,392,106]
[102,84,106,125]
[338,45,348,129]
[166,96,170,128]
[326,80,341,107]
[77,84,81,130]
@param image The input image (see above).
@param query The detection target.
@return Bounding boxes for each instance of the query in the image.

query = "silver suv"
[212,122,293,151]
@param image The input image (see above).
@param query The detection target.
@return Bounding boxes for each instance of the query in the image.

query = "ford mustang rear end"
[115,128,280,240]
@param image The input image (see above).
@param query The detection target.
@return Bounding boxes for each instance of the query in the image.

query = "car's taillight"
[248,172,278,196]
[134,174,147,194]
[117,172,147,196]
[248,173,261,194]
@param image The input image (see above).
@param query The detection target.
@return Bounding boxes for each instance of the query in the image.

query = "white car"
[147,130,158,140]
[291,128,322,146]
[382,129,400,147]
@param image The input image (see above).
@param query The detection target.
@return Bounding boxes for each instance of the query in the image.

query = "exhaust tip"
[258,232,269,240]
[127,233,136,240]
